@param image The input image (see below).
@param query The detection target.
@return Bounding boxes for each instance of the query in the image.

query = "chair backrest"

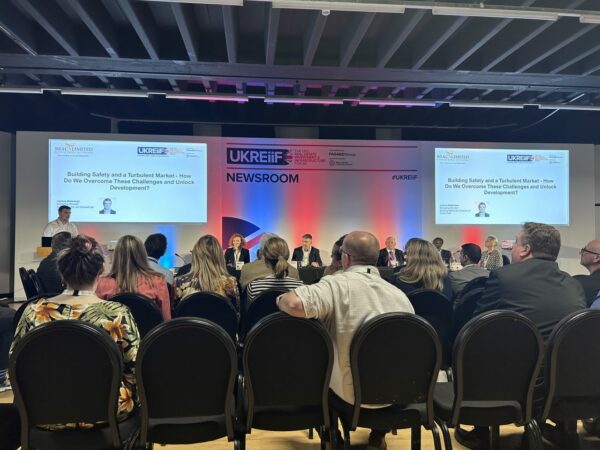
[451,311,543,425]
[542,309,600,421]
[19,268,38,300]
[350,312,441,429]
[451,287,485,341]
[27,270,44,296]
[455,276,488,303]
[136,318,237,444]
[243,313,333,430]
[110,293,164,338]
[173,292,238,341]
[242,289,286,339]
[408,288,452,365]
[9,320,123,448]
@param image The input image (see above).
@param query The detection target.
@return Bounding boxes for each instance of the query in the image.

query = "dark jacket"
[36,252,64,295]
[291,247,322,267]
[224,247,250,267]
[376,248,405,267]
[573,271,600,307]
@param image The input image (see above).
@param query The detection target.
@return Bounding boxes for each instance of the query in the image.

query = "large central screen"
[49,139,208,223]
[435,147,569,225]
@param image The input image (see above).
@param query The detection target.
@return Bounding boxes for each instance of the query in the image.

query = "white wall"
[0,132,14,294]
[421,141,596,275]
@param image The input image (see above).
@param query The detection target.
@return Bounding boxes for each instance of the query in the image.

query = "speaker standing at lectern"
[42,205,79,238]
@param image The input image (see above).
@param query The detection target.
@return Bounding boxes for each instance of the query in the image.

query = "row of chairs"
[9,309,600,450]
[17,268,44,300]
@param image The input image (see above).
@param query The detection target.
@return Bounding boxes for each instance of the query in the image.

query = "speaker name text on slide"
[49,140,208,223]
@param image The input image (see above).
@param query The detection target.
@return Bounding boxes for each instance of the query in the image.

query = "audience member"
[432,237,452,266]
[144,233,174,285]
[96,235,171,320]
[42,205,78,238]
[0,305,14,393]
[460,223,586,448]
[11,235,140,428]
[323,234,346,276]
[174,235,240,310]
[36,231,72,295]
[376,236,404,267]
[246,237,304,304]
[291,234,323,268]
[239,233,300,291]
[277,231,414,450]
[447,243,489,298]
[480,235,503,270]
[574,239,600,306]
[393,238,452,299]
[224,233,250,270]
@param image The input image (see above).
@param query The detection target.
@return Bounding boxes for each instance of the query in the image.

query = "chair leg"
[235,433,246,450]
[435,419,453,450]
[309,427,314,439]
[320,426,326,450]
[489,425,499,450]
[343,425,351,450]
[430,424,442,450]
[525,420,542,450]
[411,426,421,450]
[391,428,397,435]
[561,420,580,450]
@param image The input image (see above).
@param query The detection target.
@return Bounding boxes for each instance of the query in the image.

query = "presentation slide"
[435,148,569,225]
[49,140,208,223]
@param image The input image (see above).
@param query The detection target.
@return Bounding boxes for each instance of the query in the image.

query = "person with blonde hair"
[175,235,239,309]
[392,238,452,298]
[246,236,304,304]
[96,235,171,319]
[13,235,140,429]
[481,235,504,270]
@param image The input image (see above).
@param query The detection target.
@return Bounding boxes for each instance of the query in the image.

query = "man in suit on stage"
[457,222,586,449]
[376,236,404,267]
[291,234,322,268]
[574,239,600,306]
[433,237,452,266]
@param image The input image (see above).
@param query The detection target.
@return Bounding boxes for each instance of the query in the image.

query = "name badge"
[235,261,245,271]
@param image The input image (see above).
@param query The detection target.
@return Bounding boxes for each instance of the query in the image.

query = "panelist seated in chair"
[391,238,453,299]
[246,237,304,305]
[96,235,171,320]
[376,236,404,268]
[291,234,323,268]
[11,235,140,429]
[175,235,239,311]
[224,233,250,270]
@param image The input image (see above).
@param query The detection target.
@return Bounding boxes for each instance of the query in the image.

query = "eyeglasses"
[580,247,600,256]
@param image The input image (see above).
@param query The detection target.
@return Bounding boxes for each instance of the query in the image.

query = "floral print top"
[10,299,140,429]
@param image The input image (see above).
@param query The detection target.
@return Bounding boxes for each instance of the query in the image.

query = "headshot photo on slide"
[475,202,489,217]
[99,198,116,214]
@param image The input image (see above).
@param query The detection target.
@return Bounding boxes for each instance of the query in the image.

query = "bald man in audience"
[277,231,414,450]
[574,239,600,306]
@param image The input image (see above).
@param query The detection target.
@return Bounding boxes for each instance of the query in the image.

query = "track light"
[432,5,559,21]
[272,0,405,14]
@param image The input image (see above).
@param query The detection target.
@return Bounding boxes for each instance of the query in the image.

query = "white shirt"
[301,247,311,267]
[294,265,414,405]
[42,219,79,238]
[147,257,174,285]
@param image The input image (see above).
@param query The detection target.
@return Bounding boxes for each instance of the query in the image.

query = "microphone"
[174,253,186,264]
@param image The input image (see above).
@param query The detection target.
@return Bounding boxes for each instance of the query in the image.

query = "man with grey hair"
[239,232,300,290]
[277,231,414,450]
[458,222,586,448]
[574,239,600,306]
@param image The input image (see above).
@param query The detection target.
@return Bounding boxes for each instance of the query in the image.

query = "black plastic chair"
[136,318,238,447]
[9,320,139,450]
[19,267,38,300]
[27,270,44,297]
[408,289,452,367]
[451,284,486,343]
[434,311,544,450]
[538,309,600,449]
[240,289,286,340]
[240,313,333,450]
[110,293,164,339]
[173,292,238,341]
[331,312,443,450]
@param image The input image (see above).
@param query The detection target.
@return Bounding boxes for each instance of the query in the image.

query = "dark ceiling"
[2,0,600,142]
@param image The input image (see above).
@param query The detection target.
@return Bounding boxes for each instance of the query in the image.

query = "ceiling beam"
[18,0,78,56]
[377,10,426,69]
[303,11,328,66]
[411,15,467,70]
[264,5,280,65]
[5,54,600,95]
[0,1,37,55]
[546,33,600,73]
[171,3,199,62]
[222,6,238,64]
[339,12,375,68]
[70,0,119,58]
[115,0,159,60]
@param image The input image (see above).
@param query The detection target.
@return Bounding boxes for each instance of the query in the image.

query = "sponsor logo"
[507,154,534,162]
[54,142,94,153]
[226,172,299,183]
[227,148,290,165]
[436,150,470,161]
[137,147,184,156]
